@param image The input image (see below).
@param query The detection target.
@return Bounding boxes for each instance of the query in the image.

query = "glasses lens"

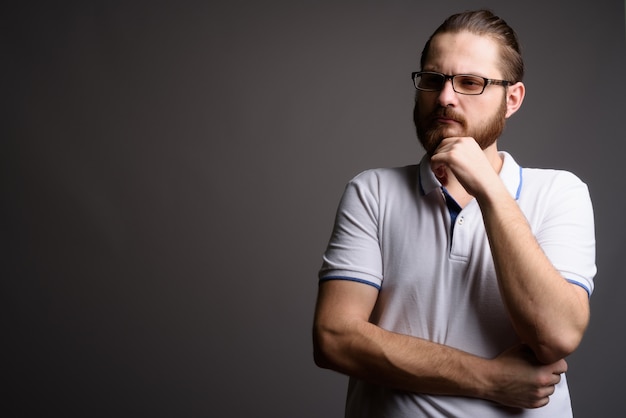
[417,73,444,90]
[453,75,485,94]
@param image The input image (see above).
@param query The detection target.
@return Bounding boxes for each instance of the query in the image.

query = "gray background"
[4,1,625,416]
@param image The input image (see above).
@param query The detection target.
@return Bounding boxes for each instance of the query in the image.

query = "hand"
[486,344,568,409]
[430,137,501,198]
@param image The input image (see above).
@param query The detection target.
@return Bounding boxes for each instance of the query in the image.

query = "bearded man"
[313,9,596,418]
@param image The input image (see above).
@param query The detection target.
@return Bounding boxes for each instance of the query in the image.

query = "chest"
[377,191,499,301]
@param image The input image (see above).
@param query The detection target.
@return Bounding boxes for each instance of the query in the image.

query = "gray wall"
[4,1,625,416]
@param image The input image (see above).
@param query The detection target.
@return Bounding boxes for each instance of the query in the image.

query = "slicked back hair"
[420,9,524,83]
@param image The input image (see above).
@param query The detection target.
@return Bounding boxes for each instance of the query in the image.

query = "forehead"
[424,31,503,77]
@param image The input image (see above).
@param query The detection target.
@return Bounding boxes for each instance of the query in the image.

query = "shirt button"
[458,216,464,225]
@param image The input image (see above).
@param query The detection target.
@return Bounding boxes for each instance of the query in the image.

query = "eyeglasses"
[411,71,511,95]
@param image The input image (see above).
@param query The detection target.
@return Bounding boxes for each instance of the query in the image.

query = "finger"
[543,384,556,397]
[552,359,568,375]
[429,161,447,179]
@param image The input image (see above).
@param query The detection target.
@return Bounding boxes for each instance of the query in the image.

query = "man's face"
[414,31,510,156]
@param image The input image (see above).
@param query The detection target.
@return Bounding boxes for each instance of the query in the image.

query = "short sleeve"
[531,171,597,296]
[318,170,383,289]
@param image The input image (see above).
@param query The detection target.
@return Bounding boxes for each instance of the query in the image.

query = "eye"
[419,73,444,90]
[455,75,485,92]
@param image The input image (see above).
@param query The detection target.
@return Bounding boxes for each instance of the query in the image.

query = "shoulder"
[338,165,420,210]
[522,166,583,182]
[347,165,419,190]
[521,167,589,191]
[519,167,592,212]
[500,152,590,198]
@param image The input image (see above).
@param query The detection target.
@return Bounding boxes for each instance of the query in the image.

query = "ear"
[505,82,525,118]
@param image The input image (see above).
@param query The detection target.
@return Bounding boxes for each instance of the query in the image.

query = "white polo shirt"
[319,151,596,417]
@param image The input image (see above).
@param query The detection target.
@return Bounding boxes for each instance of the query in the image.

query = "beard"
[414,95,507,156]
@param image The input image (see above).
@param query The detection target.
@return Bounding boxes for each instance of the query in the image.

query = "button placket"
[450,212,471,260]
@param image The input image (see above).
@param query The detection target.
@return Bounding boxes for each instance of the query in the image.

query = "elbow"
[313,333,331,369]
[530,305,590,364]
[313,320,357,372]
[532,329,586,364]
[312,324,339,370]
[313,345,333,370]
[534,344,575,365]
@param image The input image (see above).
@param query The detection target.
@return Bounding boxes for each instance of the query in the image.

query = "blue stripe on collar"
[515,166,523,200]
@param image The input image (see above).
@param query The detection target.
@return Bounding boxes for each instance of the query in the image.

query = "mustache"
[431,107,464,123]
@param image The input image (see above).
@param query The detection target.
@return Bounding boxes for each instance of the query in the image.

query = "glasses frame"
[411,71,512,95]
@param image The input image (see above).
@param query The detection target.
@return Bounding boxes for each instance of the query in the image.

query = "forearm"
[314,317,493,398]
[313,278,567,409]
[477,186,589,363]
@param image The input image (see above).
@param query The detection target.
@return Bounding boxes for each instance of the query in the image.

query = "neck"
[483,144,503,173]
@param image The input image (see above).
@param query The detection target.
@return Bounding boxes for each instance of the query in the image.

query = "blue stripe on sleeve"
[566,279,591,298]
[319,276,381,290]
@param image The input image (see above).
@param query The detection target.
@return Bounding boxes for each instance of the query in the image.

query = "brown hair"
[420,9,524,83]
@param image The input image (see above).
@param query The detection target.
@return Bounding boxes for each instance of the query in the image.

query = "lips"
[431,109,463,126]
[435,116,459,124]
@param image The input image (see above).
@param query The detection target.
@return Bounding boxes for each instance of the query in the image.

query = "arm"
[478,179,589,363]
[430,137,591,364]
[313,279,567,408]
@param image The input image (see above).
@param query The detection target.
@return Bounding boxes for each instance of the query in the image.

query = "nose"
[437,78,458,107]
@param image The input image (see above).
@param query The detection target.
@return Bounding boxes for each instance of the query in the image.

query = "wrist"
[472,358,500,402]
[463,356,497,400]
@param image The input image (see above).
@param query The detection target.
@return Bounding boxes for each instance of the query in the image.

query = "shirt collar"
[418,151,523,200]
